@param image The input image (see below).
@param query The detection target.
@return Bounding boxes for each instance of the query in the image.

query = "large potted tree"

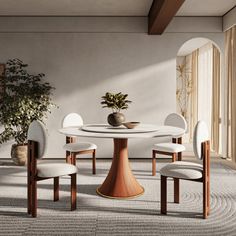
[0,59,56,165]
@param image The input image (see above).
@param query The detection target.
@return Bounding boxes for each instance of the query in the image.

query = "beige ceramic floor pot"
[11,144,27,166]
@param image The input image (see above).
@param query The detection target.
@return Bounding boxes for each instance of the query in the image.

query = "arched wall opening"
[176,37,222,155]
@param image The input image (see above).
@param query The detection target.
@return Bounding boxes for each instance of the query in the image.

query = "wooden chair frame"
[152,137,183,176]
[160,140,210,219]
[65,136,96,174]
[27,140,77,218]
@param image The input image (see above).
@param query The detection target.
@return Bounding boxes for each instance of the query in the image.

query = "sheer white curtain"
[212,45,221,154]
[197,43,213,138]
[225,26,236,162]
[176,42,220,149]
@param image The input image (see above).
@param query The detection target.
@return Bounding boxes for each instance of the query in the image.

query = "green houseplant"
[0,59,56,165]
[101,92,132,127]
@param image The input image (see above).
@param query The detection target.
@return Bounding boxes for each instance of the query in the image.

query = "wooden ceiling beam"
[148,0,185,35]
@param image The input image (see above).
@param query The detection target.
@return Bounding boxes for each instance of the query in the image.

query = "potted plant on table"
[0,59,56,165]
[101,92,132,127]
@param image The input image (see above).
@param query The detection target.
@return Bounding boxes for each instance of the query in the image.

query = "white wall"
[0,16,224,158]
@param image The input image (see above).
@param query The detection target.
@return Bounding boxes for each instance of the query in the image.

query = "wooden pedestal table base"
[96,138,144,199]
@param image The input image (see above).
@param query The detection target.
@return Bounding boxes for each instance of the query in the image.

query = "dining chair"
[152,113,187,176]
[62,113,97,174]
[27,120,78,217]
[160,121,210,219]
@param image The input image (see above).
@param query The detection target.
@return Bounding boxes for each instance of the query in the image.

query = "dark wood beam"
[148,0,185,35]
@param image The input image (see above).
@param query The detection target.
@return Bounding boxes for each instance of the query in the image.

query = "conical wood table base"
[97,138,144,199]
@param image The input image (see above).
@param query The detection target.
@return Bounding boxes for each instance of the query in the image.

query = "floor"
[0,158,236,236]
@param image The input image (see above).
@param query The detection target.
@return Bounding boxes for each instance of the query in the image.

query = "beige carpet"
[0,158,236,236]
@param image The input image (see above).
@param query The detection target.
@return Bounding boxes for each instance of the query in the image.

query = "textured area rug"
[0,159,236,236]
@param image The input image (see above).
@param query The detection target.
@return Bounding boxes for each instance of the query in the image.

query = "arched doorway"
[176,37,221,155]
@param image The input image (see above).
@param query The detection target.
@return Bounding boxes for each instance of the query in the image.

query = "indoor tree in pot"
[101,92,132,127]
[0,59,56,165]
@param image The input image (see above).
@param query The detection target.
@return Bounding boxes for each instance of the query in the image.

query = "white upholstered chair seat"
[37,163,78,178]
[160,161,203,180]
[160,121,210,219]
[153,143,186,153]
[63,142,97,152]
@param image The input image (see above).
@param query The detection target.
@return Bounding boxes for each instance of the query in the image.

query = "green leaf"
[101,92,132,112]
[0,58,58,145]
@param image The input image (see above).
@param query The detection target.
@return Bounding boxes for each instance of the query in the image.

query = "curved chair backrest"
[164,113,187,131]
[62,113,83,128]
[193,121,209,160]
[27,120,47,159]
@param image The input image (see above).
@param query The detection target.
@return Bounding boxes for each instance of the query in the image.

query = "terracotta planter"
[107,112,125,127]
[11,144,27,166]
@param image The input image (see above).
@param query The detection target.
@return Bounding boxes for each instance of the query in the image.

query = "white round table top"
[59,123,185,139]
[81,124,159,133]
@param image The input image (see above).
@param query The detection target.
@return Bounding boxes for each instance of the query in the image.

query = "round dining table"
[59,124,185,199]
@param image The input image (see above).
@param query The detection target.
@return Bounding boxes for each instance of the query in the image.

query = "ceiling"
[0,0,234,16]
[176,0,236,16]
[0,0,153,16]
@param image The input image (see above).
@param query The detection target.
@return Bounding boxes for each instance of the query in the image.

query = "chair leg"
[71,153,76,166]
[27,176,32,214]
[152,150,156,176]
[31,178,37,218]
[71,173,77,211]
[172,153,177,162]
[178,152,182,161]
[66,151,71,164]
[203,178,208,219]
[177,137,183,161]
[92,149,96,175]
[174,178,180,203]
[161,175,167,214]
[54,177,59,201]
[207,176,210,215]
